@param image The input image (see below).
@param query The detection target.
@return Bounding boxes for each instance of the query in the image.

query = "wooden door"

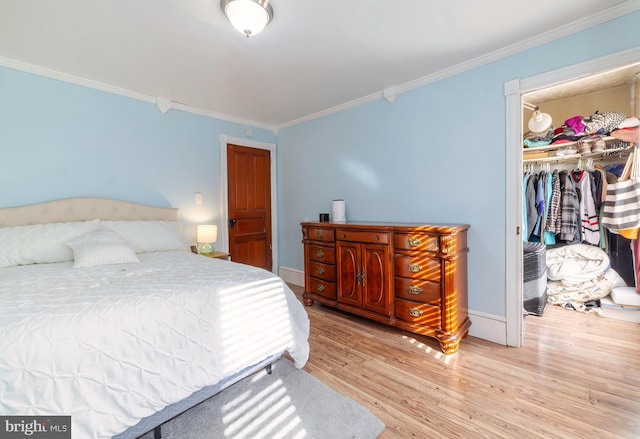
[227,144,272,271]
[362,244,392,315]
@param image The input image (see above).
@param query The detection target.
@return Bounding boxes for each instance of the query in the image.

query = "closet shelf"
[523,135,632,164]
[523,135,615,154]
[522,147,632,164]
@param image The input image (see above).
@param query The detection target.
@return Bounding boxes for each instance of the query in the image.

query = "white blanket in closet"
[546,244,610,286]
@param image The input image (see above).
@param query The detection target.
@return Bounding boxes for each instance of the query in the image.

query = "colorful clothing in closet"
[558,170,579,242]
[571,170,600,245]
[523,166,622,246]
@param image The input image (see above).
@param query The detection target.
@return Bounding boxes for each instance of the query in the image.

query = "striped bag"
[601,146,640,240]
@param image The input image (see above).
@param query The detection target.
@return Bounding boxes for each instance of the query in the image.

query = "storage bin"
[523,242,547,316]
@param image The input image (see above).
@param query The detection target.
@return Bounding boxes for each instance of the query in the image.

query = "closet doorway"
[505,48,640,347]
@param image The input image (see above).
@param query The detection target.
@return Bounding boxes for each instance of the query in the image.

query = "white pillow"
[67,230,139,268]
[0,219,100,268]
[100,220,187,253]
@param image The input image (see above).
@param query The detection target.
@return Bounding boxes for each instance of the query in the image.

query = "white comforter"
[546,243,610,286]
[0,251,310,438]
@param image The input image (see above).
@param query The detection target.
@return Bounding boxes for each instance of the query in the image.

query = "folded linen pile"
[546,244,627,313]
[601,286,640,323]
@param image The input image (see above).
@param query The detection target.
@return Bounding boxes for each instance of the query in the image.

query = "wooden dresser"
[301,221,470,354]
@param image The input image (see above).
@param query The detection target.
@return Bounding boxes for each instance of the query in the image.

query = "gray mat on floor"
[139,359,385,439]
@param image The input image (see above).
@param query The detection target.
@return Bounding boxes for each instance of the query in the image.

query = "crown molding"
[1,0,637,133]
[169,101,276,132]
[277,1,640,130]
[276,90,383,130]
[397,0,640,96]
[0,56,277,134]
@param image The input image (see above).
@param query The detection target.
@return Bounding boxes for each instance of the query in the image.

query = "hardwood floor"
[288,284,640,439]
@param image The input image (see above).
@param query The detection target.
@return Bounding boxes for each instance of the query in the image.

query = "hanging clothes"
[571,170,600,245]
[542,171,556,245]
[525,172,538,240]
[532,171,547,241]
[522,165,612,246]
[545,169,562,235]
[558,170,580,242]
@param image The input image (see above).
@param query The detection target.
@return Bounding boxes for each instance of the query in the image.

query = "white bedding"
[0,250,310,438]
[546,243,610,286]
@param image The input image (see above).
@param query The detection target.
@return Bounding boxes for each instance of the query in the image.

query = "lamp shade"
[528,109,553,133]
[197,225,218,243]
[221,0,273,37]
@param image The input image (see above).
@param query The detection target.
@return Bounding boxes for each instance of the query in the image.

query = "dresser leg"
[439,340,460,355]
[303,297,314,306]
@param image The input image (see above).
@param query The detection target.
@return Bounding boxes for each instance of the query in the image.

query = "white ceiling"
[0,0,637,130]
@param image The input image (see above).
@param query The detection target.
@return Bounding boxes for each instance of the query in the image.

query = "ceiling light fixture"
[221,0,273,38]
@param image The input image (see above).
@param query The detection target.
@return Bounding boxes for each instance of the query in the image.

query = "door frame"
[220,134,278,273]
[504,47,640,347]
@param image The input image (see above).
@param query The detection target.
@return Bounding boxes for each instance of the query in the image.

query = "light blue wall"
[0,67,276,241]
[277,11,640,317]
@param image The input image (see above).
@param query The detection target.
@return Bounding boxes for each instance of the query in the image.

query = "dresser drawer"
[336,230,389,244]
[309,261,336,281]
[308,245,336,264]
[394,277,440,303]
[394,255,441,281]
[395,299,440,326]
[309,278,336,300]
[308,227,335,242]
[394,233,439,252]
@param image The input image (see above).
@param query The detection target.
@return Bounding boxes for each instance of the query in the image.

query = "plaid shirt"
[559,170,579,241]
[545,170,562,234]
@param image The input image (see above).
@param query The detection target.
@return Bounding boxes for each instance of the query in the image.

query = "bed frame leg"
[266,363,273,375]
[154,426,162,439]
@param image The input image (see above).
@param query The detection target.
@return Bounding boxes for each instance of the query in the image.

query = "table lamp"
[197,225,218,256]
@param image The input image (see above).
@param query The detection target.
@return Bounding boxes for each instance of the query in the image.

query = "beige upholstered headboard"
[0,198,179,227]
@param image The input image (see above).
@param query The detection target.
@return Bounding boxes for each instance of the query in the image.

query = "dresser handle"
[408,307,423,318]
[316,250,325,258]
[408,237,421,247]
[316,283,326,292]
[317,266,325,275]
[408,285,423,295]
[374,235,379,241]
[409,263,422,273]
[356,270,365,286]
[315,231,324,238]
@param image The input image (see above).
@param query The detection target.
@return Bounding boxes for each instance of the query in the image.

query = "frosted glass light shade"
[222,0,273,37]
[197,225,217,244]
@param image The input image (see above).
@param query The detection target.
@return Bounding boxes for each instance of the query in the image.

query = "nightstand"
[201,251,231,260]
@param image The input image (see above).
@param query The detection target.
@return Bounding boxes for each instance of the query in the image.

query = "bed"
[0,197,310,439]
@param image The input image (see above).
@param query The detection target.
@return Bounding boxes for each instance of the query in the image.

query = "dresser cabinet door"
[337,241,392,315]
[337,242,360,307]
[362,244,392,315]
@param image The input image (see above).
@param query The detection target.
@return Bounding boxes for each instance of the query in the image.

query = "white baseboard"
[467,310,507,345]
[278,265,508,346]
[279,266,304,287]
